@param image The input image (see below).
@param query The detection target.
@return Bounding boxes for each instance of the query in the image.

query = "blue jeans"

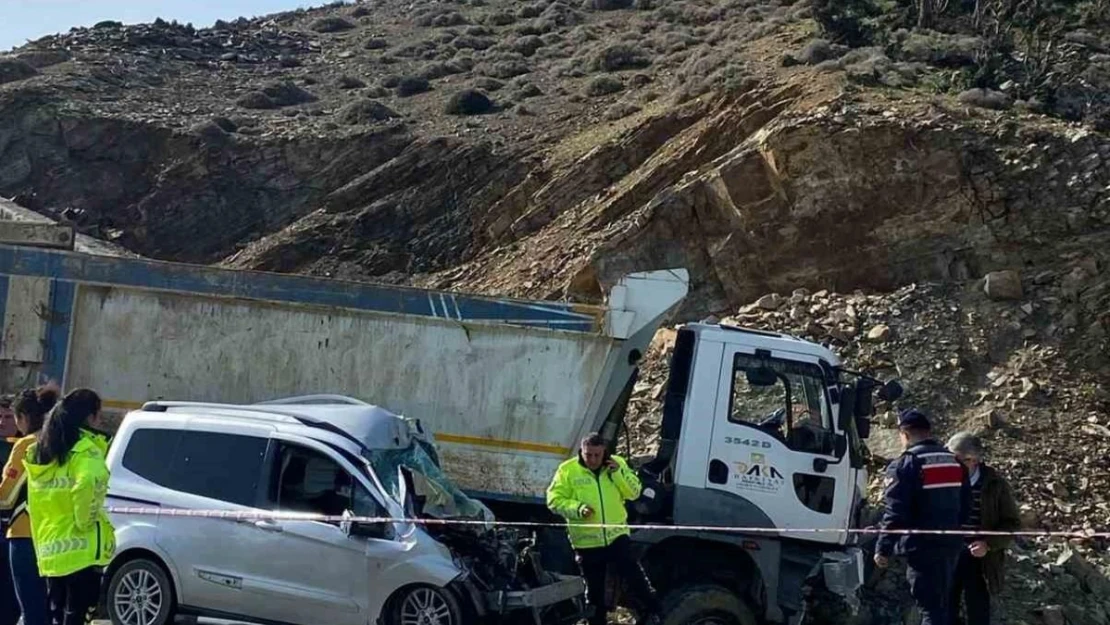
[0,534,18,625]
[9,537,49,625]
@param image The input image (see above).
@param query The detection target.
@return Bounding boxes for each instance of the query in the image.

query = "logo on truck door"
[732,453,785,494]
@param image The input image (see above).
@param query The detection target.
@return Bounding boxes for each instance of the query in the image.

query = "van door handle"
[253,519,284,533]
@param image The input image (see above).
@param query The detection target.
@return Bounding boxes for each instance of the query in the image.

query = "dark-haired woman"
[0,384,59,625]
[25,388,115,625]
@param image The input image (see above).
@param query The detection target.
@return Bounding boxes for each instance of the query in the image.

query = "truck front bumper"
[819,547,865,606]
[479,574,585,624]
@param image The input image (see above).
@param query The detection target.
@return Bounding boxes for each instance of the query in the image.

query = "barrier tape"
[104,507,1110,539]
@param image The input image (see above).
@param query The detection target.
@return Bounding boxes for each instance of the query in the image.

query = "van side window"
[266,443,383,520]
[122,428,266,507]
[122,428,182,487]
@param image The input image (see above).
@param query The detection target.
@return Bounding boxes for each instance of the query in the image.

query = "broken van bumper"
[486,574,585,611]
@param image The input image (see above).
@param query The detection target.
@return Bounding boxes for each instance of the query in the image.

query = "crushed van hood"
[364,439,560,592]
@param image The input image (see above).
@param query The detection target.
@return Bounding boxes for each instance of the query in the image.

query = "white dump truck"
[0,225,900,625]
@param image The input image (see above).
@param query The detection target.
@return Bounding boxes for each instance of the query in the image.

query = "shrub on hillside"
[584,0,633,9]
[236,91,276,109]
[586,75,625,95]
[512,35,546,56]
[337,75,367,89]
[474,76,505,91]
[480,59,532,78]
[895,29,981,66]
[592,43,652,71]
[604,102,642,120]
[810,0,879,46]
[395,75,431,96]
[339,100,400,124]
[310,16,357,33]
[445,89,495,114]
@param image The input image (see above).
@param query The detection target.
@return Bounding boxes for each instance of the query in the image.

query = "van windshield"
[362,441,493,521]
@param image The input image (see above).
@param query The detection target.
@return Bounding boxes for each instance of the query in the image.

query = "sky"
[1,0,325,51]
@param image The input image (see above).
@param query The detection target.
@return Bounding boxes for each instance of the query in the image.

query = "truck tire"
[661,584,757,625]
[105,558,175,625]
[388,584,465,625]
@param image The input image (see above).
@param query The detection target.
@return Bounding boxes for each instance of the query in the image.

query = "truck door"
[704,346,852,544]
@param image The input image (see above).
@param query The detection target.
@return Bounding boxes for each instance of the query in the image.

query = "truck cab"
[621,323,900,625]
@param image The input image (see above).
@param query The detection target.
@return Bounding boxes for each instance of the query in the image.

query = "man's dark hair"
[581,432,606,448]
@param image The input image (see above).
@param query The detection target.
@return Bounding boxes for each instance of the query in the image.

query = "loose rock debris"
[624,271,1110,624]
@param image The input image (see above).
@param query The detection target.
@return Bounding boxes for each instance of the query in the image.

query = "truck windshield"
[362,442,493,521]
[729,353,836,455]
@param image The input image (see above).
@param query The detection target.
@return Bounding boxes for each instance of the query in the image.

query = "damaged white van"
[101,396,584,625]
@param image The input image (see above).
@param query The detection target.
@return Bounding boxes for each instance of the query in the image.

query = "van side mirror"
[834,435,848,458]
[341,510,394,540]
[746,367,778,387]
[344,519,393,540]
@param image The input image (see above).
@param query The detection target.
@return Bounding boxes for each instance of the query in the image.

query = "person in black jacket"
[874,409,969,625]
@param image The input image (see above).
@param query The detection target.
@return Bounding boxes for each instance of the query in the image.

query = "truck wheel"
[106,558,175,625]
[389,584,464,625]
[661,584,757,625]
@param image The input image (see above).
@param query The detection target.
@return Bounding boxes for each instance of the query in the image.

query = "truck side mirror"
[856,416,872,439]
[834,435,848,458]
[746,367,778,387]
[837,384,857,431]
[854,379,875,417]
[877,380,903,402]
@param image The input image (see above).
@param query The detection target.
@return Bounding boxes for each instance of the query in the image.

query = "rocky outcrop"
[0,88,420,264]
[222,136,530,279]
[434,95,1110,319]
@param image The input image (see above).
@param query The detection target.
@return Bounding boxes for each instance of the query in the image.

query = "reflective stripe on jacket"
[546,454,640,550]
[24,429,116,576]
[877,438,969,557]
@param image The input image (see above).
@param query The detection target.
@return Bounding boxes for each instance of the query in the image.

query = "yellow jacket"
[25,429,116,576]
[0,435,34,538]
[546,454,641,549]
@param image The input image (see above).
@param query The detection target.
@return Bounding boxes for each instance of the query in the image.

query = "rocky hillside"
[2,0,1109,317]
[2,0,1109,622]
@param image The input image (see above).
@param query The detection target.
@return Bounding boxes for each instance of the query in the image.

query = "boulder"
[984,270,1023,300]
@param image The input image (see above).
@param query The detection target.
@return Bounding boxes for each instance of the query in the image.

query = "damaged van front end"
[363,419,584,625]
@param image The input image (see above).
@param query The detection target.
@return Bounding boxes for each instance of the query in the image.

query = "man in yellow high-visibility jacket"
[547,433,661,625]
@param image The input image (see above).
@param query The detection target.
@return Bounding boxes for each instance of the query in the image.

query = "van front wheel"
[389,585,464,625]
[106,558,175,625]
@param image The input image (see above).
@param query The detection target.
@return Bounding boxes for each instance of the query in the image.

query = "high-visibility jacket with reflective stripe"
[24,429,116,577]
[546,454,641,550]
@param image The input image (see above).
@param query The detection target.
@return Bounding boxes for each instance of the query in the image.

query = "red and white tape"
[104,506,1109,539]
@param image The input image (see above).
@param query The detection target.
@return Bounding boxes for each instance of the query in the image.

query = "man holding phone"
[547,433,662,625]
